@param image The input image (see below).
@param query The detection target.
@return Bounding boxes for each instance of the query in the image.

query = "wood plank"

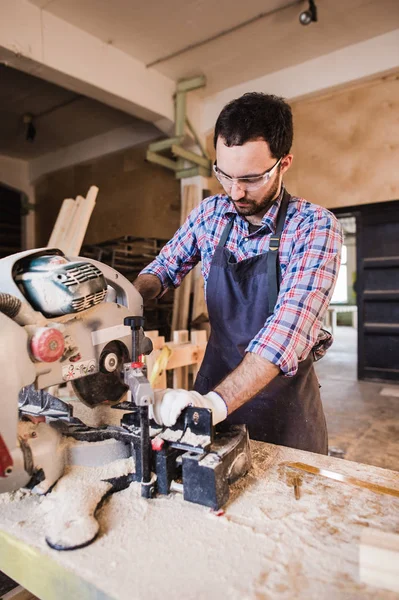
[191,265,208,326]
[359,528,399,593]
[172,330,189,389]
[146,151,178,172]
[171,184,200,332]
[190,330,208,380]
[165,342,206,370]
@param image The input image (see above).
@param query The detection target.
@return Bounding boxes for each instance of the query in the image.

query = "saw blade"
[72,341,129,407]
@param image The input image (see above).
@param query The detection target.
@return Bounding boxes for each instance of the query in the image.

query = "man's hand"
[150,389,228,427]
[133,274,162,301]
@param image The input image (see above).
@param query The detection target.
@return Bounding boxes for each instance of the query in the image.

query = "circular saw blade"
[72,341,129,407]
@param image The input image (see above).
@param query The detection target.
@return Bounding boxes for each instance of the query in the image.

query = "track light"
[23,113,36,142]
[299,0,317,25]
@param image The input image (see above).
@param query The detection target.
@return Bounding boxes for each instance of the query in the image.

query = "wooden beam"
[171,185,199,331]
[186,117,210,160]
[165,342,206,370]
[190,330,208,381]
[148,137,184,152]
[174,92,186,138]
[146,151,178,171]
[171,145,210,169]
[172,330,189,389]
[176,76,206,93]
[175,165,211,179]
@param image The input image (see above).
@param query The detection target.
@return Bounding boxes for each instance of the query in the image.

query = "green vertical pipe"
[175,91,186,138]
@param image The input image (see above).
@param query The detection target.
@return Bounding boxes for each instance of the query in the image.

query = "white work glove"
[150,389,228,427]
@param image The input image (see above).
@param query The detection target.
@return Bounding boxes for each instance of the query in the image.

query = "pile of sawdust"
[0,443,398,599]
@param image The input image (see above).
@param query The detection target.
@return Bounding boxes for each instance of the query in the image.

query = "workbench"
[1,442,398,599]
[324,304,358,335]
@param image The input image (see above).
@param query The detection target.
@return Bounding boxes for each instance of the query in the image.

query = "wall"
[34,143,181,247]
[202,30,399,134]
[284,73,399,209]
[0,155,35,249]
[205,73,399,210]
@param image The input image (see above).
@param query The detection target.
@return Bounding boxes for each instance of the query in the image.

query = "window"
[331,244,348,304]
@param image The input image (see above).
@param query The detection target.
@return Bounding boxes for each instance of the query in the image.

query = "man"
[134,92,342,454]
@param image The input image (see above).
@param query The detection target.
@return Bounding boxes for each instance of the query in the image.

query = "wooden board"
[360,528,399,593]
[171,184,201,332]
[206,73,399,211]
[285,74,399,209]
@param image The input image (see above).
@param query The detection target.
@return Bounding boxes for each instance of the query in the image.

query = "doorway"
[315,200,399,468]
[333,199,399,383]
[0,184,22,258]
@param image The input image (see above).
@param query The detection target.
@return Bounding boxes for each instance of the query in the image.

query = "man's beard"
[229,172,281,218]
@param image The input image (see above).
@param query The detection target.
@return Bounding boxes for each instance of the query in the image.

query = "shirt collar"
[222,185,285,234]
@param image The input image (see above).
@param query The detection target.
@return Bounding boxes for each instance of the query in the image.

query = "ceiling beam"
[29,123,160,182]
[0,0,176,129]
[202,29,399,134]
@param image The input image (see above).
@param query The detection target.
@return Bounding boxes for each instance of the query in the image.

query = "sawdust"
[180,427,211,447]
[157,427,211,447]
[159,428,183,442]
[42,456,135,550]
[0,443,398,599]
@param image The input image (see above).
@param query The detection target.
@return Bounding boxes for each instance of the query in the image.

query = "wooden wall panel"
[284,75,399,208]
[35,143,180,246]
[206,74,399,210]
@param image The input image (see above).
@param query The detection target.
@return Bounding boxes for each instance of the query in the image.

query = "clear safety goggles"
[213,157,282,192]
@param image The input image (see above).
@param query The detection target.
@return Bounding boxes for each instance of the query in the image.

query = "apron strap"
[218,218,234,247]
[267,188,291,313]
[217,188,291,314]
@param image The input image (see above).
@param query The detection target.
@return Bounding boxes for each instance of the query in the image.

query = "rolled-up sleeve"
[139,205,201,292]
[246,208,343,376]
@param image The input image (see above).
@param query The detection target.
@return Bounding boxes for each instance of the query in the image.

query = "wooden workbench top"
[1,442,398,600]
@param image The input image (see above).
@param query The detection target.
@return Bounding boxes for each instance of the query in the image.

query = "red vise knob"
[30,327,65,362]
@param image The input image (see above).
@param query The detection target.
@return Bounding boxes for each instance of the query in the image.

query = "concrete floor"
[315,326,399,471]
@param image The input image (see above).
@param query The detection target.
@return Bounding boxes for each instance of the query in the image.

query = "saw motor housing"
[0,247,143,493]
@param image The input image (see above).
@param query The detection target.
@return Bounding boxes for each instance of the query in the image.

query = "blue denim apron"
[194,190,328,454]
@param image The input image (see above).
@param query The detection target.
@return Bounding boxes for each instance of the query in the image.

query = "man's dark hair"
[213,92,293,158]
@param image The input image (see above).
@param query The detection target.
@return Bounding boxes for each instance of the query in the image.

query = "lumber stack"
[48,186,98,256]
[171,184,209,332]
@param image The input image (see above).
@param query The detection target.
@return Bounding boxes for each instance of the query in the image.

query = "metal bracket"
[146,76,212,179]
[21,194,36,216]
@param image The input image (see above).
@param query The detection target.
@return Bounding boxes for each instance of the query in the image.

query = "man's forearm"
[133,274,162,301]
[215,353,279,415]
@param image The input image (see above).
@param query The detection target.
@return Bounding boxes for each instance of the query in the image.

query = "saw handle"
[124,316,145,363]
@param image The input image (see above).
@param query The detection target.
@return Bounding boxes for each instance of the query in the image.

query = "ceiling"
[29,0,399,95]
[0,64,144,159]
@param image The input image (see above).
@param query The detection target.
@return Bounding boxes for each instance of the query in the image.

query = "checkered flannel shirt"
[140,187,343,376]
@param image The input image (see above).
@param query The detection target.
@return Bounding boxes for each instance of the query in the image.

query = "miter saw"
[0,248,251,548]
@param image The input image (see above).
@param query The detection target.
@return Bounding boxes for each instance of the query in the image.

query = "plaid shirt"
[140,187,343,377]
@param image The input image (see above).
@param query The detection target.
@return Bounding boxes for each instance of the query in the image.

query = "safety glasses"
[213,157,282,192]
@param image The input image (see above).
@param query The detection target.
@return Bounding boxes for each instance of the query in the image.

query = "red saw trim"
[0,433,13,477]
